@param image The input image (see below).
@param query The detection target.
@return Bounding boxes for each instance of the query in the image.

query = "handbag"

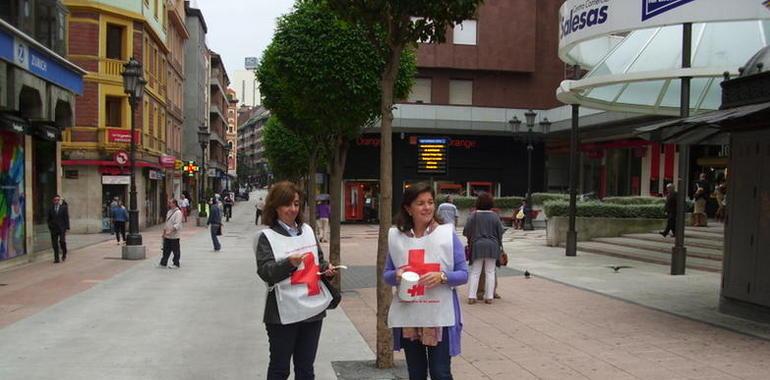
[498,250,509,266]
[465,211,479,262]
[321,276,341,309]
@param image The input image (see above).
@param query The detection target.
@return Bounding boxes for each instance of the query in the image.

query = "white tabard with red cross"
[387,224,456,328]
[261,224,332,324]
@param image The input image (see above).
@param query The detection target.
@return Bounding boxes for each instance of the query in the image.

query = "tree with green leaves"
[257,0,415,289]
[261,116,313,183]
[324,0,485,368]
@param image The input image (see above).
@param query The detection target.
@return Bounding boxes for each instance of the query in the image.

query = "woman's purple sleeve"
[446,233,469,287]
[384,254,399,286]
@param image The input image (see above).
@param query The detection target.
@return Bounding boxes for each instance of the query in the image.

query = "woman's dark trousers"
[402,328,453,380]
[265,320,323,380]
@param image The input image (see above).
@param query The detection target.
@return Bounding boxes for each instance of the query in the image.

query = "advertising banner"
[559,0,770,64]
[107,129,141,144]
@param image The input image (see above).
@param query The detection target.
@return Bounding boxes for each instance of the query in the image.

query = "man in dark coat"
[660,184,677,238]
[47,194,70,263]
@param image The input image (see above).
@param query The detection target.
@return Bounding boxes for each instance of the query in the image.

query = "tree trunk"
[376,43,404,369]
[307,148,318,234]
[329,135,349,290]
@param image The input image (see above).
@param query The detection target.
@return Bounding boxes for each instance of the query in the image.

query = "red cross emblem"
[399,249,440,298]
[291,253,321,296]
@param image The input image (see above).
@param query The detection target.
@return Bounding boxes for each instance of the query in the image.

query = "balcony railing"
[102,58,127,78]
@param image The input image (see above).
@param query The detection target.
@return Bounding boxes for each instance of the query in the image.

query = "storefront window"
[0,131,26,260]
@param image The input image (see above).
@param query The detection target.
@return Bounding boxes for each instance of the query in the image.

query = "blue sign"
[642,0,696,21]
[0,28,83,95]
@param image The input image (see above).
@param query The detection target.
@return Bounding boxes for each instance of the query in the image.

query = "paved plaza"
[1,194,770,379]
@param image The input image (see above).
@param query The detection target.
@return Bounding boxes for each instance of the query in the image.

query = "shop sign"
[107,129,141,144]
[207,168,218,178]
[148,170,163,180]
[174,160,184,170]
[417,137,448,175]
[356,136,381,147]
[182,161,199,177]
[0,30,83,95]
[558,0,770,64]
[160,154,176,168]
[102,175,130,185]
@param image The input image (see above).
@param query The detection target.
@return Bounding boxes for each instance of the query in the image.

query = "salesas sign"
[559,0,770,66]
[642,0,696,21]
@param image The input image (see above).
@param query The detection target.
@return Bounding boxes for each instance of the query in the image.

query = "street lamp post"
[224,145,232,192]
[509,110,550,231]
[197,126,210,224]
[121,57,147,259]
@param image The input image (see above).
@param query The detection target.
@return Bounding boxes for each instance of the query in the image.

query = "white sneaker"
[167,265,179,269]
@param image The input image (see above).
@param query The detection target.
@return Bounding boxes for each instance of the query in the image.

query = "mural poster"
[0,131,25,260]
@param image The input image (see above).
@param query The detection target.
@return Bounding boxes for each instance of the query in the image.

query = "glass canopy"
[557,20,770,116]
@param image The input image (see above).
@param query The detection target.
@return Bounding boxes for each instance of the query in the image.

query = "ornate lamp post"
[197,126,210,221]
[121,57,147,259]
[509,110,550,231]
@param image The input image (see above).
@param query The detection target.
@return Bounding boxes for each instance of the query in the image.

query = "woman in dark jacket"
[254,181,338,380]
[463,192,504,304]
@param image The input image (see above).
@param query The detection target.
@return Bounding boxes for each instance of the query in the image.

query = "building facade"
[225,88,237,187]
[231,69,259,107]
[236,105,268,186]
[207,51,229,192]
[343,0,564,220]
[181,0,207,205]
[165,0,188,200]
[0,0,84,268]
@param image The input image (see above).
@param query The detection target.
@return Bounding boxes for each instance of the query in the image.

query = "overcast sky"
[195,0,295,76]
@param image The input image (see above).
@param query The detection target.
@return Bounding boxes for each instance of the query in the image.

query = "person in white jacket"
[159,198,183,269]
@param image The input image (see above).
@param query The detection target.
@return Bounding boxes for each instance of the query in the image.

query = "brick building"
[63,0,177,232]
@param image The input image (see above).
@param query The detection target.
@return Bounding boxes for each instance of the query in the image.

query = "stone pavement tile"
[554,354,637,380]
[514,356,591,380]
[471,359,538,379]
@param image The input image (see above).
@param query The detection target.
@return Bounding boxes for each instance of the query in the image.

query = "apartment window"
[449,80,473,105]
[453,20,477,45]
[154,0,159,19]
[106,24,124,60]
[408,78,432,104]
[105,96,122,127]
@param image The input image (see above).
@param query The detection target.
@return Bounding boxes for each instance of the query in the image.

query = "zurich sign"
[642,0,696,21]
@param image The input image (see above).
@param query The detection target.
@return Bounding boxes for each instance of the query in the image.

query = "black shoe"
[659,231,667,237]
[54,259,60,263]
[62,255,66,262]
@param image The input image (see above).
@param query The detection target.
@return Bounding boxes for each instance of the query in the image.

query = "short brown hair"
[395,182,439,232]
[475,192,494,210]
[262,181,304,226]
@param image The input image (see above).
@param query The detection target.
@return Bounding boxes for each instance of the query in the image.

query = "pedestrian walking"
[255,196,265,226]
[207,196,223,251]
[660,183,678,237]
[254,181,339,380]
[513,200,527,230]
[463,192,504,304]
[223,192,234,221]
[315,200,330,242]
[47,194,70,263]
[179,193,190,222]
[384,182,468,380]
[715,183,727,223]
[159,198,183,269]
[111,200,128,245]
[436,195,458,226]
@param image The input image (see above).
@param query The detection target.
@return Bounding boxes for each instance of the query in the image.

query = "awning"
[29,120,62,141]
[635,101,770,144]
[0,113,29,134]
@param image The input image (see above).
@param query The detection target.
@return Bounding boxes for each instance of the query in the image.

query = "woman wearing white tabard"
[384,183,468,380]
[254,181,339,380]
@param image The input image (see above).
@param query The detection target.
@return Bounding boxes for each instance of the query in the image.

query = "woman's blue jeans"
[401,328,452,380]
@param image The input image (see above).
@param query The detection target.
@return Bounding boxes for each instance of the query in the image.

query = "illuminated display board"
[417,137,448,175]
